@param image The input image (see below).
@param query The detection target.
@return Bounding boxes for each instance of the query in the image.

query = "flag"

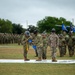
[70,24,75,32]
[32,45,36,50]
[28,39,32,43]
[62,24,68,31]
[73,26,75,32]
[70,24,73,31]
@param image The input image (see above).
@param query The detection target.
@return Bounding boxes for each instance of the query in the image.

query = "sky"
[0,0,75,28]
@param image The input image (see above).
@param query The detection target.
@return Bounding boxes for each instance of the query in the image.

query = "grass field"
[0,44,75,75]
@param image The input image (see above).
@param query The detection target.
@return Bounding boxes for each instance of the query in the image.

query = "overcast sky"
[0,0,75,28]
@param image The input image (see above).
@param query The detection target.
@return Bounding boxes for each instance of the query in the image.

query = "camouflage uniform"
[33,32,43,61]
[42,33,48,59]
[31,33,38,57]
[67,32,75,57]
[59,34,66,57]
[62,31,67,55]
[21,31,30,61]
[48,28,59,62]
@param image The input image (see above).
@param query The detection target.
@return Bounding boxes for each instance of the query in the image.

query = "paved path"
[0,59,75,64]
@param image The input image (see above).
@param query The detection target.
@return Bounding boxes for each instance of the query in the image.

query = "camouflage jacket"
[67,36,75,46]
[21,35,30,47]
[59,38,66,47]
[48,33,59,47]
[42,37,48,47]
[33,34,43,47]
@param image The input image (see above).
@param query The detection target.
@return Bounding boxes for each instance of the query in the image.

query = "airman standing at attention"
[59,34,66,57]
[62,31,67,55]
[67,31,75,57]
[42,31,48,59]
[48,28,59,62]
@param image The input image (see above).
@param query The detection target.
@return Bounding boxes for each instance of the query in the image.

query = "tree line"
[0,16,72,34]
[0,19,25,34]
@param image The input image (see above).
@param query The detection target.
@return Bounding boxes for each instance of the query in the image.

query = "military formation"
[21,28,75,62]
[0,28,75,62]
[0,33,23,45]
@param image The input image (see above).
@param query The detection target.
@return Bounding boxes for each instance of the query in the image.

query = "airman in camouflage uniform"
[62,31,67,55]
[42,31,48,59]
[33,30,43,61]
[48,28,59,62]
[21,31,30,61]
[67,31,75,57]
[31,33,38,57]
[59,34,66,57]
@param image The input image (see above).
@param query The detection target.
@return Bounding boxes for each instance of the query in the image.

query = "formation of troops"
[0,28,75,62]
[0,33,23,45]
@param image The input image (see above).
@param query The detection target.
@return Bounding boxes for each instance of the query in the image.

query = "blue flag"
[28,39,32,43]
[32,45,36,50]
[70,24,75,32]
[62,24,68,31]
[70,24,73,31]
[73,26,75,32]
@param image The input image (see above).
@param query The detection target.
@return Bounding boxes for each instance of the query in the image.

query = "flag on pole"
[70,23,75,32]
[73,26,75,32]
[62,24,68,31]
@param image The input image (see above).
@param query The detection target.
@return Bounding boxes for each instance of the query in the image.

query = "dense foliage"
[37,16,71,33]
[0,19,24,34]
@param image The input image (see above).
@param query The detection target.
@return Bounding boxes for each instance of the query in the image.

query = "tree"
[12,23,24,34]
[37,16,71,33]
[0,18,25,34]
[27,25,38,33]
[0,19,13,33]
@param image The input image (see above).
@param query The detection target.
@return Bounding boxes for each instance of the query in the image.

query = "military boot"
[24,57,30,61]
[52,57,57,62]
[36,57,42,61]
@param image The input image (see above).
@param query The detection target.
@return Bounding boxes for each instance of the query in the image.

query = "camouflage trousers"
[42,47,47,59]
[59,46,66,57]
[37,47,43,58]
[50,47,57,58]
[23,46,28,58]
[68,46,74,57]
[35,49,38,56]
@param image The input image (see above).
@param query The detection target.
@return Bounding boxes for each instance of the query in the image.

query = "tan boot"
[52,57,57,62]
[24,57,30,61]
[52,57,54,62]
[36,57,42,61]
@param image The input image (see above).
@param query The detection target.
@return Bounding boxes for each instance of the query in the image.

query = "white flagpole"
[26,20,28,28]
[72,18,74,25]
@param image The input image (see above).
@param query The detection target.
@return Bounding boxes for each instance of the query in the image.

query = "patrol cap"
[24,31,30,36]
[33,30,38,34]
[51,28,56,32]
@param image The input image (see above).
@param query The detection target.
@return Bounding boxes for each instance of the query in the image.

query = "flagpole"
[26,20,28,28]
[72,18,74,25]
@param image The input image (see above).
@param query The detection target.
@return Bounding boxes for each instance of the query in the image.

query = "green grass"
[0,43,22,48]
[0,64,75,75]
[0,44,75,75]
